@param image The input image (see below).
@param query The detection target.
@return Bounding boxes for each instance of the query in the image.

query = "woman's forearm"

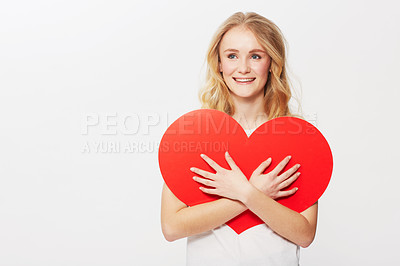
[162,195,247,242]
[180,198,247,238]
[240,185,317,248]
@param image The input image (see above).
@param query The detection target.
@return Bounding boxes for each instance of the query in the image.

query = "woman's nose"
[238,58,250,73]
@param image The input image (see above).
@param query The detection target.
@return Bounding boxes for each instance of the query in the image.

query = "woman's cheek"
[253,61,270,75]
[221,62,236,76]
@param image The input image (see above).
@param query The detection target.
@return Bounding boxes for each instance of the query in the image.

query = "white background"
[1,0,399,265]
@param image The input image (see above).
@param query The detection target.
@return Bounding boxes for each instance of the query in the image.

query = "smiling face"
[219,26,271,101]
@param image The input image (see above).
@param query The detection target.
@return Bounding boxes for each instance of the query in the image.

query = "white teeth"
[235,78,255,82]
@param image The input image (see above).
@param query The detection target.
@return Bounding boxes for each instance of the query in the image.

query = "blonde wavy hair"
[199,12,299,119]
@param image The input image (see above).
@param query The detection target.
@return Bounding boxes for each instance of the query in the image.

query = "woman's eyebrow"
[223,48,267,54]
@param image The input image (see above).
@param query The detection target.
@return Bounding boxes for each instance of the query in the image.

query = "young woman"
[161,12,318,266]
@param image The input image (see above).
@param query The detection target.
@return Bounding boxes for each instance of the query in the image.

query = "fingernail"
[190,167,195,171]
[200,154,205,158]
[193,176,196,180]
[297,172,301,176]
[267,157,271,162]
[296,164,301,168]
[295,187,298,191]
[225,151,229,156]
[288,155,291,160]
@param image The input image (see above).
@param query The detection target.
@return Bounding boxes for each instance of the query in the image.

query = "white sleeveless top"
[186,128,300,266]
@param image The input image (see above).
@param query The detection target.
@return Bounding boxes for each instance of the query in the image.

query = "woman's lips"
[233,77,256,84]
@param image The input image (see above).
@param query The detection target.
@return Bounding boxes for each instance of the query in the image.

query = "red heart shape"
[158,109,333,234]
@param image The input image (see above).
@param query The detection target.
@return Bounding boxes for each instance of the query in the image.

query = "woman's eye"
[228,54,237,59]
[251,54,261,59]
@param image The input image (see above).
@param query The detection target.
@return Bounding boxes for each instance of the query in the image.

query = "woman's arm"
[244,155,318,248]
[193,152,318,248]
[161,183,247,242]
[241,187,318,248]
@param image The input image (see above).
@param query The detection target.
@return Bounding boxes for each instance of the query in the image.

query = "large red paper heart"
[158,109,333,234]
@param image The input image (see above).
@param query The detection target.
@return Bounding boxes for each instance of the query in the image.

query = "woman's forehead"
[220,27,265,53]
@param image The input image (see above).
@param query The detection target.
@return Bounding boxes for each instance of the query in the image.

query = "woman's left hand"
[190,151,252,202]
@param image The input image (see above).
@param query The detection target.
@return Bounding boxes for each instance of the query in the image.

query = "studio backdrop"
[0,0,399,265]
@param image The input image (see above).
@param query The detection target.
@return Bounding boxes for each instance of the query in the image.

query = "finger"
[278,172,301,190]
[252,157,272,176]
[199,186,219,195]
[193,176,216,188]
[276,187,298,199]
[276,163,300,183]
[200,154,223,172]
[271,155,292,176]
[225,151,239,170]
[190,167,214,179]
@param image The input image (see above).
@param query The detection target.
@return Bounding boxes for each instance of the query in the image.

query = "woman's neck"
[231,94,269,130]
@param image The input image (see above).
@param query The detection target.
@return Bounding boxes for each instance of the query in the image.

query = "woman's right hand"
[249,155,300,200]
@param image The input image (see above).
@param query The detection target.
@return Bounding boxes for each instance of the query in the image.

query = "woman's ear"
[219,62,222,73]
